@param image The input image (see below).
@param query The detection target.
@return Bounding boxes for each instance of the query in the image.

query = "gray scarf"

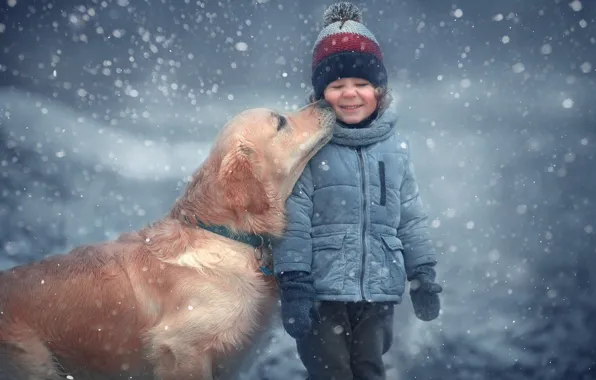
[330,108,398,147]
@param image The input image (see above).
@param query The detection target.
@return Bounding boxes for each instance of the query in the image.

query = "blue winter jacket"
[272,108,438,303]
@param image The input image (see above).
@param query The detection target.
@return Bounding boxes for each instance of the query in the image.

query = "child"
[272,2,443,380]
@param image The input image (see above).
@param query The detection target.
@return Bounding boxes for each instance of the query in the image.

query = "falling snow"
[512,62,526,73]
[569,0,583,12]
[235,42,248,51]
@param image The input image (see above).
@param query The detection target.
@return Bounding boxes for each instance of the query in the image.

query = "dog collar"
[184,216,275,276]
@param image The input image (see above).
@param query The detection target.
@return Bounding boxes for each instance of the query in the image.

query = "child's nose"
[342,87,357,97]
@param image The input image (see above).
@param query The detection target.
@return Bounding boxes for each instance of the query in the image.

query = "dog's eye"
[276,114,287,131]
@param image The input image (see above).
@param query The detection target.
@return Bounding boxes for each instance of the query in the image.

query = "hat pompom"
[323,2,362,27]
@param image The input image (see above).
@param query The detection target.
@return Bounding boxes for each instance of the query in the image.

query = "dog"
[0,100,335,380]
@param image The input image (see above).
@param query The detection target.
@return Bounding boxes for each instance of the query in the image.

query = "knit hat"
[311,2,388,100]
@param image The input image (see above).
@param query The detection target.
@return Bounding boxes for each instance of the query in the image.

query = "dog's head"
[176,101,335,233]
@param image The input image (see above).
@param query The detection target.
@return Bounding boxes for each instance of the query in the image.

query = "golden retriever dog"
[0,100,335,380]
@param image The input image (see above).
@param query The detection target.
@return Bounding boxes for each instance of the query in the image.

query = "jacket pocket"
[379,161,386,206]
[311,232,347,294]
[379,235,406,295]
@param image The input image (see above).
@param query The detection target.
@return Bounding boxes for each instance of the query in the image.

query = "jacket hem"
[316,293,403,304]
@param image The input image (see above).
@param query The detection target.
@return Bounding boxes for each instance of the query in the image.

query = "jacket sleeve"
[397,145,438,281]
[273,164,314,276]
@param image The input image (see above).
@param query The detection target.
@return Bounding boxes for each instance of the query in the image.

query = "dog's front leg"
[151,347,213,380]
[146,319,215,380]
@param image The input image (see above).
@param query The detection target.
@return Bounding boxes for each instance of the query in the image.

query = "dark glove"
[409,265,442,322]
[277,271,317,339]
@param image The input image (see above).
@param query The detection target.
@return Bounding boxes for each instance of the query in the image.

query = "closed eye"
[276,114,288,131]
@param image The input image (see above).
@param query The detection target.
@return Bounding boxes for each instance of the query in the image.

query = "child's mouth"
[340,105,363,111]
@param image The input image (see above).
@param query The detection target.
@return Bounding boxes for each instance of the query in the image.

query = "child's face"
[323,78,378,124]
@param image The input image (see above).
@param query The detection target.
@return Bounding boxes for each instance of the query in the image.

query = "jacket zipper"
[357,147,366,301]
[378,161,386,206]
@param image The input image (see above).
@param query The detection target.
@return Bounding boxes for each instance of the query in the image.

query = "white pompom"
[322,2,362,27]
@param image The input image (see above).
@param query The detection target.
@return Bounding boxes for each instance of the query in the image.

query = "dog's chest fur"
[159,239,277,351]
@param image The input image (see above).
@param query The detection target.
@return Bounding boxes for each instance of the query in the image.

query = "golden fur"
[0,102,335,380]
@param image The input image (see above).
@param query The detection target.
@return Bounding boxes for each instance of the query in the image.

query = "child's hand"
[409,269,443,322]
[277,271,317,339]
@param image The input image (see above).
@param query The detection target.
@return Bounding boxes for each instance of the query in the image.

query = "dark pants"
[295,301,395,380]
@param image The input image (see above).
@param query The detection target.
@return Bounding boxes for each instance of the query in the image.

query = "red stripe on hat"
[312,32,383,69]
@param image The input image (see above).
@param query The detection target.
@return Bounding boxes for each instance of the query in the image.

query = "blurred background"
[1,0,595,379]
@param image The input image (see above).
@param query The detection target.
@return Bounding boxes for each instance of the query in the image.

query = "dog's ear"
[218,143,269,215]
